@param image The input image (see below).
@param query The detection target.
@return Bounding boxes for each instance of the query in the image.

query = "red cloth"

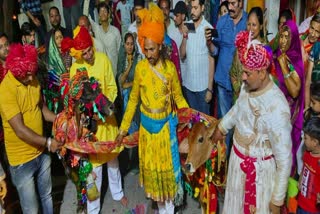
[298,151,320,213]
[73,27,93,51]
[233,145,274,214]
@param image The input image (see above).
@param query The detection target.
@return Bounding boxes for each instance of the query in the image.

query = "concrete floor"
[58,172,201,214]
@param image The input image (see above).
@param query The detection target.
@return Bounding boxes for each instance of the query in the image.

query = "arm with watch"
[277,53,301,98]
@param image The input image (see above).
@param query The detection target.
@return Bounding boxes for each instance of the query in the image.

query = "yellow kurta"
[70,52,123,167]
[120,59,188,202]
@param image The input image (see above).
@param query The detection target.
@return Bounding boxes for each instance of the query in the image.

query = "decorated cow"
[177,108,227,214]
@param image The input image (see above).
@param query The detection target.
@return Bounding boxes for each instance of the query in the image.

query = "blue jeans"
[183,87,211,115]
[10,152,53,214]
[216,84,233,156]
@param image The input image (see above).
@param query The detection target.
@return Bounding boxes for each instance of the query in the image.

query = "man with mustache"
[213,31,292,214]
[21,22,36,46]
[63,26,127,213]
[0,43,63,214]
[45,6,72,50]
[206,0,247,155]
[180,0,214,115]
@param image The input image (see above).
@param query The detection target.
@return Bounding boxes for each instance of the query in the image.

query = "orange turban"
[61,26,93,60]
[137,3,165,54]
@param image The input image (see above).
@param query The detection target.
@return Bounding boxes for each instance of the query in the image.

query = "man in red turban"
[63,26,128,213]
[0,43,63,213]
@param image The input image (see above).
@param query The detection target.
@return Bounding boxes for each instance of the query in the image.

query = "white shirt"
[90,17,121,77]
[167,24,187,85]
[184,17,212,91]
[116,1,133,26]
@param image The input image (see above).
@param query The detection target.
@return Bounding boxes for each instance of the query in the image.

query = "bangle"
[284,71,293,79]
[46,137,52,152]
[207,88,214,94]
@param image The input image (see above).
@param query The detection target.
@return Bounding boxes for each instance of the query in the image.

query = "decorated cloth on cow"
[69,52,123,167]
[177,108,227,214]
[52,70,138,154]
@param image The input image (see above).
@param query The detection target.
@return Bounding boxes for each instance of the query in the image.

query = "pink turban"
[5,43,38,79]
[235,31,271,71]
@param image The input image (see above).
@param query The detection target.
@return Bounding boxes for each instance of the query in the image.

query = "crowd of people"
[0,0,319,213]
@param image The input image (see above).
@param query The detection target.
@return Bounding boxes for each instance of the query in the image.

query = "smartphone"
[184,22,195,32]
[210,28,218,38]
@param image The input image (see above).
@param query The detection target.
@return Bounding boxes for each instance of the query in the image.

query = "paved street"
[58,172,201,214]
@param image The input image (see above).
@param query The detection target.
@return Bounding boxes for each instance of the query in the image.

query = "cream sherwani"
[219,81,292,214]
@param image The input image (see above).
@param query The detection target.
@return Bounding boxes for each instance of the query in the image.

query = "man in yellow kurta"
[65,26,126,213]
[116,4,188,214]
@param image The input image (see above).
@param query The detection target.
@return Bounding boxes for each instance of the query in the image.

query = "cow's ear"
[207,122,216,139]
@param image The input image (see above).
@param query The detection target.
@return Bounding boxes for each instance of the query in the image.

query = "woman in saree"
[117,32,141,171]
[274,20,304,176]
[46,28,72,113]
[117,32,141,134]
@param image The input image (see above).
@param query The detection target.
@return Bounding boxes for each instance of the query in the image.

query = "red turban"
[61,26,93,60]
[235,31,271,71]
[137,3,165,53]
[5,43,38,79]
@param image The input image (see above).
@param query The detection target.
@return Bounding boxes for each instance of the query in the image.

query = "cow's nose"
[185,163,191,172]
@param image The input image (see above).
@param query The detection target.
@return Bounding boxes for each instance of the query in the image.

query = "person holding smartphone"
[179,0,214,115]
[205,0,247,156]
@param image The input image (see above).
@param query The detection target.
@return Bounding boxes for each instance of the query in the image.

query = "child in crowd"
[297,117,320,213]
[115,0,133,36]
[305,81,320,121]
[297,81,320,174]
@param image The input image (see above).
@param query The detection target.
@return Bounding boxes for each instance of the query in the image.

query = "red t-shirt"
[298,151,320,212]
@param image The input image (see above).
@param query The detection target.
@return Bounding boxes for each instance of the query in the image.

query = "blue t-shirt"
[213,12,248,91]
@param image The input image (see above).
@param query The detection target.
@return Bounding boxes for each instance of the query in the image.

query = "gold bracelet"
[119,130,127,136]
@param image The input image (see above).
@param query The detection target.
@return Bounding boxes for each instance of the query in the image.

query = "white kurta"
[90,17,121,77]
[219,82,292,214]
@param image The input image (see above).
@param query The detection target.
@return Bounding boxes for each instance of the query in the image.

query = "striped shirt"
[20,0,42,15]
[184,17,212,91]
